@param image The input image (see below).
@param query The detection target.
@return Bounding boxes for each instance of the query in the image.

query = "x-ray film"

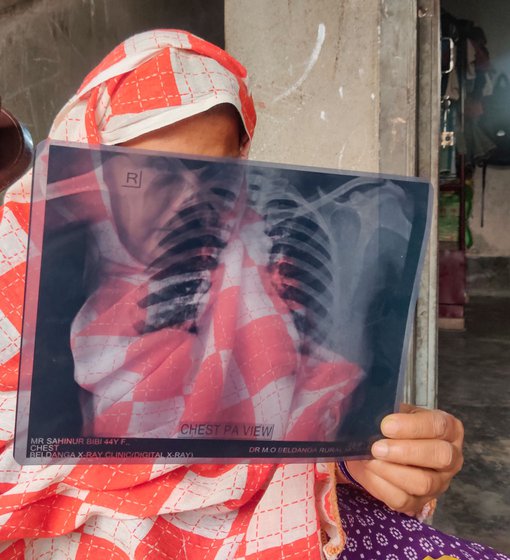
[15,141,432,464]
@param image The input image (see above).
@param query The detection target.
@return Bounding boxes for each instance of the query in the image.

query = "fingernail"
[382,418,399,436]
[372,441,389,458]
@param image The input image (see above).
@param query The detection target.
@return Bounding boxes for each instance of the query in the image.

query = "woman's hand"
[344,404,464,516]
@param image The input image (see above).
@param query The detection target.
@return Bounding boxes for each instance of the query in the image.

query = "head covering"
[51,29,256,155]
[0,30,349,559]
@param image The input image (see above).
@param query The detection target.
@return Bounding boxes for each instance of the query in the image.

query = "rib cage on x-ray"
[248,170,414,368]
[138,163,242,334]
[140,164,415,371]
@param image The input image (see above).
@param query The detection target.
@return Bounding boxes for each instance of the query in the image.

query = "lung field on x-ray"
[138,162,242,334]
[248,168,415,367]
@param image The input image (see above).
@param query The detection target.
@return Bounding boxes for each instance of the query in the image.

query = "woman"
[0,29,507,560]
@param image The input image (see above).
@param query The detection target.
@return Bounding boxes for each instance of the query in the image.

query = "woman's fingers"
[344,406,466,516]
[371,438,463,472]
[376,406,464,475]
[381,407,463,443]
[346,460,430,515]
[362,459,450,498]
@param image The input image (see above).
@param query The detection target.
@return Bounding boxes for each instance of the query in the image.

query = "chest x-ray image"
[15,141,431,464]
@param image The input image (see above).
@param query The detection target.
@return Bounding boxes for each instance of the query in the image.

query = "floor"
[433,296,510,554]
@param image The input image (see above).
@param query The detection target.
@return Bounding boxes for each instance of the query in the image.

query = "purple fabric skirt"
[336,484,509,560]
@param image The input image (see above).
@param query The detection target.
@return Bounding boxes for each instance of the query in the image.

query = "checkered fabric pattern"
[0,30,351,559]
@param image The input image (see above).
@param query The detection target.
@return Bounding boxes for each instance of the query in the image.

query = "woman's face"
[102,105,242,265]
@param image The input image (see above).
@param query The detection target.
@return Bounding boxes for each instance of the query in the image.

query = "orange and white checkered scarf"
[0,30,350,559]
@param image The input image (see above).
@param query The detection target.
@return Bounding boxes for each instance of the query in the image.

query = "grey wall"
[225,0,381,171]
[0,0,224,144]
[442,0,510,257]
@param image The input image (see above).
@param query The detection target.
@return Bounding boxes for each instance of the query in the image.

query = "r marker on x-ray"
[123,169,143,188]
